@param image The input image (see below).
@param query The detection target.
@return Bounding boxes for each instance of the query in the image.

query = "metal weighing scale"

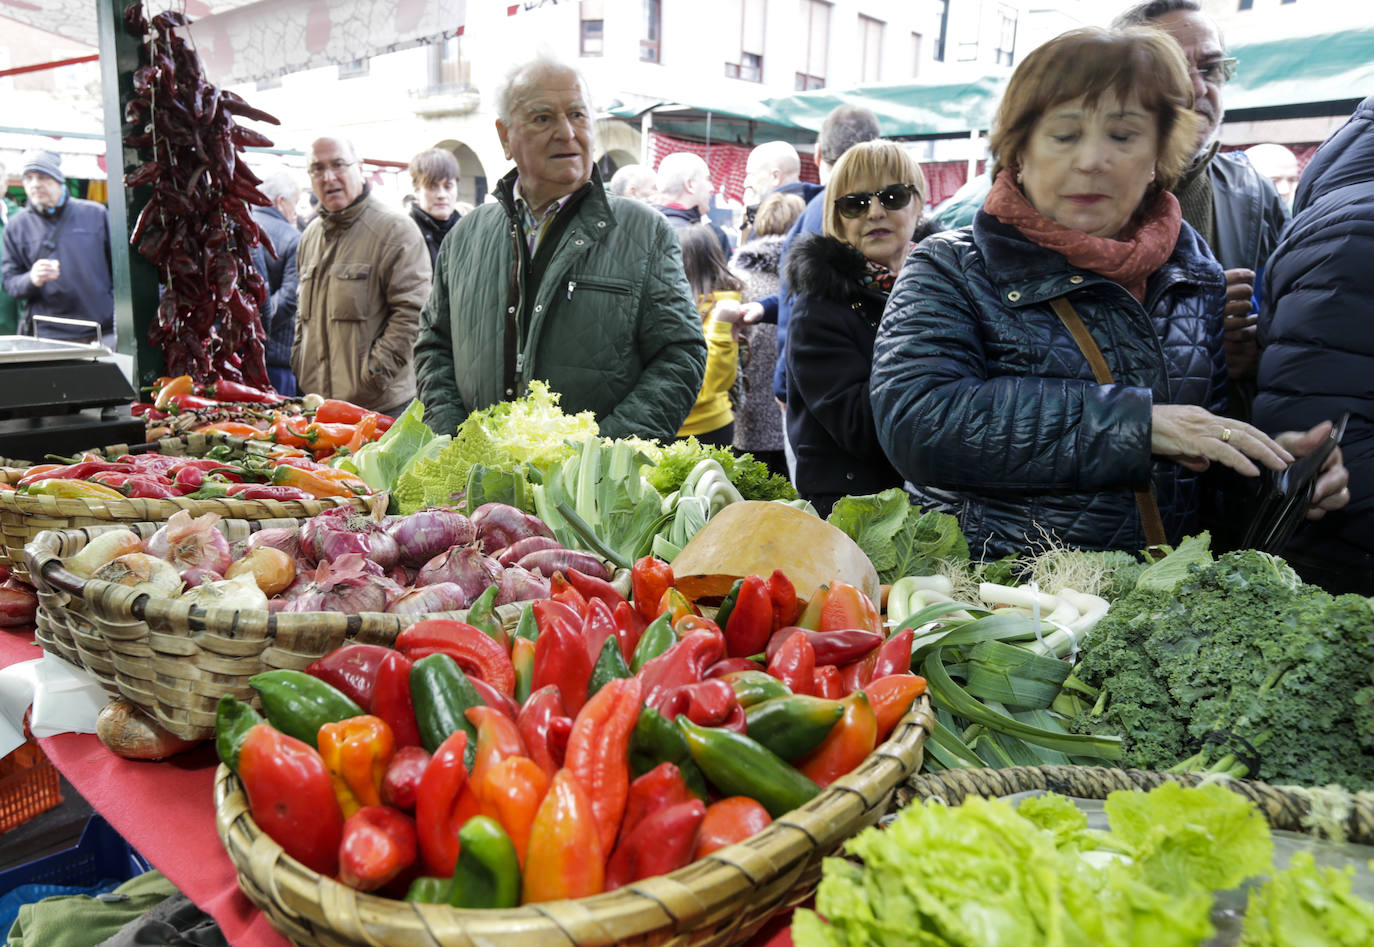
[0,317,144,462]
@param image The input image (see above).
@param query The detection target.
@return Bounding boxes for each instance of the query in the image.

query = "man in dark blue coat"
[1253,96,1372,594]
[251,171,302,396]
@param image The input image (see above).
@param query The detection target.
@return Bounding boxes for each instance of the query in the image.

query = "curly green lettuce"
[826,488,969,584]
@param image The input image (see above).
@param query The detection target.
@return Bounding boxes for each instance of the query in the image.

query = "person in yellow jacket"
[675,223,746,446]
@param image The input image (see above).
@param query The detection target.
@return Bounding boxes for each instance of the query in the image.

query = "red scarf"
[984,169,1181,302]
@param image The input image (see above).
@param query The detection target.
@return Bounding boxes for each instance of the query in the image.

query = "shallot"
[496,565,550,606]
[92,553,182,598]
[386,582,472,614]
[387,509,476,567]
[303,508,399,570]
[282,554,402,614]
[146,511,231,575]
[471,502,554,555]
[415,544,501,602]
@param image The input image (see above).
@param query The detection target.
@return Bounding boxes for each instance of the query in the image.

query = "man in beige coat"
[292,137,431,414]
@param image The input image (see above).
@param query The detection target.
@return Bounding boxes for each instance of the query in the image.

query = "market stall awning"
[0,0,466,87]
[1225,26,1374,114]
[759,74,1008,138]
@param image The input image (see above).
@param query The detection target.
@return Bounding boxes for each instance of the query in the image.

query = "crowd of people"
[0,0,1364,592]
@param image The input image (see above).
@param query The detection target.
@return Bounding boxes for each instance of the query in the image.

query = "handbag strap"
[1047,295,1169,552]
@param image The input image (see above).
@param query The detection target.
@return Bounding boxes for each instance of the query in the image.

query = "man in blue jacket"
[251,171,302,396]
[0,149,114,347]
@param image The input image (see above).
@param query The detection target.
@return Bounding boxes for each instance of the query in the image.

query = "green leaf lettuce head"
[1240,851,1374,946]
[793,783,1276,947]
[333,399,434,494]
[826,489,969,584]
[643,437,796,501]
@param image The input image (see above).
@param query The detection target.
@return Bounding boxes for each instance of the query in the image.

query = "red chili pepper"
[766,630,816,696]
[549,572,589,618]
[867,673,927,743]
[338,805,418,892]
[516,685,567,781]
[563,676,642,856]
[269,415,313,448]
[305,643,393,711]
[674,614,722,638]
[611,600,646,664]
[637,628,727,715]
[163,392,220,413]
[796,690,877,787]
[764,627,884,668]
[381,745,430,811]
[130,402,169,420]
[237,723,344,876]
[531,600,593,717]
[724,574,774,659]
[619,762,694,843]
[396,619,516,699]
[314,398,378,425]
[371,651,423,748]
[225,484,316,501]
[631,555,674,622]
[201,378,279,403]
[467,674,521,721]
[816,581,882,635]
[415,729,470,876]
[604,798,706,891]
[705,657,765,679]
[839,650,881,694]
[658,679,746,732]
[564,567,627,612]
[17,459,125,486]
[122,475,184,499]
[766,569,799,631]
[869,628,915,680]
[812,664,844,699]
[87,471,136,489]
[580,596,618,664]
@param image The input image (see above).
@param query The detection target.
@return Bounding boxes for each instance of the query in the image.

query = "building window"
[338,58,369,79]
[640,0,661,63]
[934,0,948,62]
[911,32,922,77]
[995,6,1017,66]
[580,0,604,56]
[859,15,883,83]
[796,0,830,90]
[724,0,765,82]
[427,36,469,89]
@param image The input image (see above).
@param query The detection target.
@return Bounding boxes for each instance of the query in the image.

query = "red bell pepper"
[564,567,627,612]
[637,628,726,715]
[766,630,816,696]
[338,805,418,891]
[523,768,604,903]
[516,685,568,781]
[531,600,593,717]
[657,679,746,732]
[867,673,928,743]
[631,555,673,622]
[816,581,882,635]
[468,674,521,721]
[619,762,694,842]
[415,729,471,876]
[869,628,915,680]
[317,714,396,817]
[305,644,393,711]
[695,795,773,859]
[796,690,877,788]
[723,574,773,659]
[764,627,884,668]
[580,595,618,664]
[480,755,549,869]
[371,651,422,748]
[766,569,799,631]
[396,619,516,699]
[237,723,344,876]
[563,676,642,856]
[604,798,706,891]
[381,745,430,811]
[812,664,844,699]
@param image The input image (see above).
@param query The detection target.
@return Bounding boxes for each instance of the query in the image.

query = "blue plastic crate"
[0,814,151,897]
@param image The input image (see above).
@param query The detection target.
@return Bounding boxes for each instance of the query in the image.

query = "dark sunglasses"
[835,183,919,219]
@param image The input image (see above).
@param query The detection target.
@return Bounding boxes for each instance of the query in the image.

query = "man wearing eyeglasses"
[1114,1,1289,398]
[292,137,431,415]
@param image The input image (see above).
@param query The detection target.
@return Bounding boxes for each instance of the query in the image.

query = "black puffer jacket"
[1255,94,1374,559]
[871,212,1227,558]
[784,233,903,515]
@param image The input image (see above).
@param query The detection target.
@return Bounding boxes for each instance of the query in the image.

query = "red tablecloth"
[1,625,798,947]
[0,626,287,947]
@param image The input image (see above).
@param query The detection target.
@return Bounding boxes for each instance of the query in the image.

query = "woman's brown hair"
[822,140,926,240]
[680,224,742,301]
[987,27,1199,193]
[751,192,805,239]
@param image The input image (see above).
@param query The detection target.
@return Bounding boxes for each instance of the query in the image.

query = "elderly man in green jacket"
[414,56,706,440]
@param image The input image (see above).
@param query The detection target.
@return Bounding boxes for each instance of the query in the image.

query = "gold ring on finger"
[1221,427,1233,443]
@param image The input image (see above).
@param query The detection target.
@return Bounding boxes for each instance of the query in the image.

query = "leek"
[964,640,1070,710]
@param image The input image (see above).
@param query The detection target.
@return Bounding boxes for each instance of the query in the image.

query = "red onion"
[180,567,223,588]
[495,535,564,567]
[146,511,231,575]
[282,554,403,614]
[496,565,551,606]
[517,548,610,581]
[387,509,476,567]
[471,503,554,555]
[247,527,305,564]
[415,544,501,602]
[0,578,38,627]
[386,582,473,614]
[304,508,399,570]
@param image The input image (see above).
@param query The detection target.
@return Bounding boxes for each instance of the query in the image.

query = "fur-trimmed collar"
[783,232,872,303]
[732,234,786,275]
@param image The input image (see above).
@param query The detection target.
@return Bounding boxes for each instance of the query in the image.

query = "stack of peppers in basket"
[214,557,927,905]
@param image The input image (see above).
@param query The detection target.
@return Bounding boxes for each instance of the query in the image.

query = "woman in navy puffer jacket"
[869,28,1338,559]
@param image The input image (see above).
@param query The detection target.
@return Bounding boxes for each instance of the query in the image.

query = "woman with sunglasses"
[869,27,1347,558]
[783,140,928,517]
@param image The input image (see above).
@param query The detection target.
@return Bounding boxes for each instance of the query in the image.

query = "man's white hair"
[748,140,800,181]
[309,137,359,164]
[258,170,300,203]
[495,54,593,126]
[609,164,656,197]
[656,152,709,199]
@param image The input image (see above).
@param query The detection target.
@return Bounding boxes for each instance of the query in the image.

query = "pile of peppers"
[214,557,926,905]
[14,443,373,502]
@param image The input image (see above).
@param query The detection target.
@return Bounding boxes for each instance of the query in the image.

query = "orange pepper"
[694,795,772,859]
[796,689,877,788]
[317,715,396,818]
[522,768,604,902]
[481,755,549,869]
[466,705,528,796]
[866,673,927,743]
[268,414,313,448]
[302,421,359,451]
[270,464,365,498]
[816,581,882,635]
[658,587,698,628]
[194,421,267,439]
[563,676,642,856]
[341,413,380,455]
[153,374,194,409]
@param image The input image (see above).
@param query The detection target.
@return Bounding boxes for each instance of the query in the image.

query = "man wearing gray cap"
[0,149,115,346]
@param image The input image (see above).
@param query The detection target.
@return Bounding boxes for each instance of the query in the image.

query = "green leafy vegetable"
[826,489,969,584]
[334,399,435,495]
[1133,532,1213,592]
[1240,851,1374,946]
[643,437,796,501]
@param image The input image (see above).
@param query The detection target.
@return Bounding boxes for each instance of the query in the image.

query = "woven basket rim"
[214,696,935,945]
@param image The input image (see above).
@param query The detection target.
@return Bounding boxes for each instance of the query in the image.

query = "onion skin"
[517,548,610,581]
[385,582,472,614]
[471,502,554,555]
[414,544,501,602]
[246,527,304,563]
[304,509,400,570]
[92,553,183,598]
[388,510,476,567]
[96,698,201,760]
[65,530,144,579]
[147,512,231,575]
[495,535,564,567]
[180,567,223,588]
[496,565,550,606]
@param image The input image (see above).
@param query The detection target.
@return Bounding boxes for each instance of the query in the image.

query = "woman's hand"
[1275,420,1351,519]
[1221,269,1260,381]
[738,301,766,325]
[1151,404,1292,476]
[709,299,746,342]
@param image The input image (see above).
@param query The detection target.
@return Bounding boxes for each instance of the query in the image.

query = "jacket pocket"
[328,263,373,322]
[296,263,317,322]
[566,275,633,299]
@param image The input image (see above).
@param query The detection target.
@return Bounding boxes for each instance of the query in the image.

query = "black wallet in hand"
[1240,413,1349,553]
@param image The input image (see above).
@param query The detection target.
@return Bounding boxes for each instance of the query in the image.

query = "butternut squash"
[670,501,880,604]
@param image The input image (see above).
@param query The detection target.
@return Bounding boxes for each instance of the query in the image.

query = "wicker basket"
[213,695,934,947]
[26,520,615,741]
[896,765,1374,845]
[0,431,368,578]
